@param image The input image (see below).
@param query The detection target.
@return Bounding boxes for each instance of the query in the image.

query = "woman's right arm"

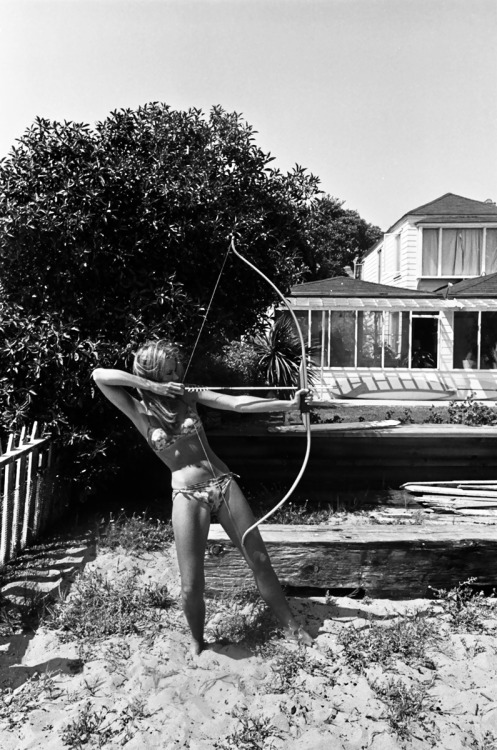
[92,368,147,427]
[91,368,184,427]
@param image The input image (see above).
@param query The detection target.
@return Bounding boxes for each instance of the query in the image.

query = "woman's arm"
[91,368,184,426]
[195,388,308,414]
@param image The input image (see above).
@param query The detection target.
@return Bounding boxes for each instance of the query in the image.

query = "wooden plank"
[269,420,401,433]
[457,484,497,492]
[204,522,497,599]
[415,495,497,508]
[401,479,497,489]
[0,435,15,568]
[10,427,27,559]
[20,425,39,548]
[403,484,497,498]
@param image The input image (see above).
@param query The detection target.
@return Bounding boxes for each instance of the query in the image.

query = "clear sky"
[1,0,496,230]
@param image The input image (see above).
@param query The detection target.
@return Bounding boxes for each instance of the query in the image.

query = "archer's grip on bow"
[297,388,311,413]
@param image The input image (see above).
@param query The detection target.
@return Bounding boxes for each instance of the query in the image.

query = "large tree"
[302,194,382,279]
[0,104,320,494]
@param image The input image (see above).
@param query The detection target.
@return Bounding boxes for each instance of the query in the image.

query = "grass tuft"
[370,675,432,740]
[213,705,282,749]
[97,510,174,552]
[430,578,497,633]
[338,613,438,672]
[43,567,174,642]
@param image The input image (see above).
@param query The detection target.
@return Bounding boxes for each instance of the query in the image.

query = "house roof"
[387,193,497,233]
[443,272,497,298]
[289,276,438,298]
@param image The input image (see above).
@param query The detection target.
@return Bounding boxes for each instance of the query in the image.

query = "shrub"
[0,104,320,495]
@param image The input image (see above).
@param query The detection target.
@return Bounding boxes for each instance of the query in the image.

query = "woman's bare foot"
[190,637,205,656]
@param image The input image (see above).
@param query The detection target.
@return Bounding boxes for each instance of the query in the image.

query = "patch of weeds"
[214,705,282,749]
[270,499,333,525]
[310,410,343,425]
[0,588,55,635]
[264,644,335,694]
[424,406,447,424]
[467,729,497,749]
[205,589,278,648]
[60,702,111,749]
[0,672,62,730]
[370,675,432,741]
[97,510,174,552]
[60,697,149,749]
[448,399,497,426]
[338,613,438,672]
[43,568,175,642]
[429,578,497,633]
[386,408,414,424]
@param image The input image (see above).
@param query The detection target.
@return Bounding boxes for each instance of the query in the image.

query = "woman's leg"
[216,479,312,643]
[171,493,211,654]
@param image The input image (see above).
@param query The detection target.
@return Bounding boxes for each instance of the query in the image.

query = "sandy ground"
[1,535,497,750]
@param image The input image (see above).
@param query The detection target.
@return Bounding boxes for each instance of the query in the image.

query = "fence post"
[0,435,15,568]
[21,422,40,548]
[10,426,27,560]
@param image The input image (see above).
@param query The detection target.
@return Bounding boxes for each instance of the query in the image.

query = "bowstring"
[182,239,242,541]
[183,244,231,380]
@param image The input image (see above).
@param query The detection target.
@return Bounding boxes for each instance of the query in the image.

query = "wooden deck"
[204,515,497,599]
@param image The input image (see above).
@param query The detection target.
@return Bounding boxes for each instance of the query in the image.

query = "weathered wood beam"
[204,522,497,599]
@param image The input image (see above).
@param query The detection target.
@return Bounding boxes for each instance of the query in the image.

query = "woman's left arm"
[195,389,309,413]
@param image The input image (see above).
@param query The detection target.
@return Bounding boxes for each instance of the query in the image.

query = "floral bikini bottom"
[171,473,238,515]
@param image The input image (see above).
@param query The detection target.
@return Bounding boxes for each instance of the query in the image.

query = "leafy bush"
[447,399,497,426]
[0,104,321,495]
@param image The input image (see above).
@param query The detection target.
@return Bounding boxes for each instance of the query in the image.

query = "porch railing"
[0,423,59,568]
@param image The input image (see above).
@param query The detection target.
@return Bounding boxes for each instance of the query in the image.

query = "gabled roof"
[289,276,438,298]
[387,193,497,232]
[443,272,497,298]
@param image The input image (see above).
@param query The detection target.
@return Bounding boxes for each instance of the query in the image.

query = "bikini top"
[146,405,203,453]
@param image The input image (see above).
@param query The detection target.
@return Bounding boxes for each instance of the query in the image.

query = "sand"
[1,536,497,750]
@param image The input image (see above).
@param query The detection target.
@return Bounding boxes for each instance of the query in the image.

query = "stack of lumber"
[402,480,497,516]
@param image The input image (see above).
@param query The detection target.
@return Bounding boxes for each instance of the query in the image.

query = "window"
[310,311,325,366]
[422,227,497,277]
[453,311,497,369]
[383,312,410,367]
[357,311,382,366]
[286,310,441,369]
[453,312,478,369]
[411,314,438,368]
[329,311,355,366]
[485,229,497,274]
[393,234,401,276]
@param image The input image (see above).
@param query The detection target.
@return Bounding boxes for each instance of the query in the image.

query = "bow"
[227,238,312,546]
[184,235,312,547]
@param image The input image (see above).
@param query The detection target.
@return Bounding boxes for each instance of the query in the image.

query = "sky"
[1,0,496,230]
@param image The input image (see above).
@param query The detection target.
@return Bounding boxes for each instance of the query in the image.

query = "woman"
[92,339,312,654]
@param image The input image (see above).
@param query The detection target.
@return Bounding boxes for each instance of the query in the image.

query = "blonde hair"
[133,340,184,428]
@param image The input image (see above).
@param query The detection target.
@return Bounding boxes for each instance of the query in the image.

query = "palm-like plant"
[252,315,315,396]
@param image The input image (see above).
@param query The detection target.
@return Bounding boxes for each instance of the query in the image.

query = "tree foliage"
[302,194,382,279]
[0,104,321,494]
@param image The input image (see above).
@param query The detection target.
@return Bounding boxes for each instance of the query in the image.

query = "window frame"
[421,224,497,279]
[291,308,441,370]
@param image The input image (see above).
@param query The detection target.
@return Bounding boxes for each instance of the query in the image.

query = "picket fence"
[0,423,60,568]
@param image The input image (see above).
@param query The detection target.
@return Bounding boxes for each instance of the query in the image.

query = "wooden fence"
[0,423,61,569]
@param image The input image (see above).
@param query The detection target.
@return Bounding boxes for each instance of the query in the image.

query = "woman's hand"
[148,381,185,398]
[290,388,311,410]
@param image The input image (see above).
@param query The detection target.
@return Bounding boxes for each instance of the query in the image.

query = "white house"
[362,193,497,290]
[285,194,497,401]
